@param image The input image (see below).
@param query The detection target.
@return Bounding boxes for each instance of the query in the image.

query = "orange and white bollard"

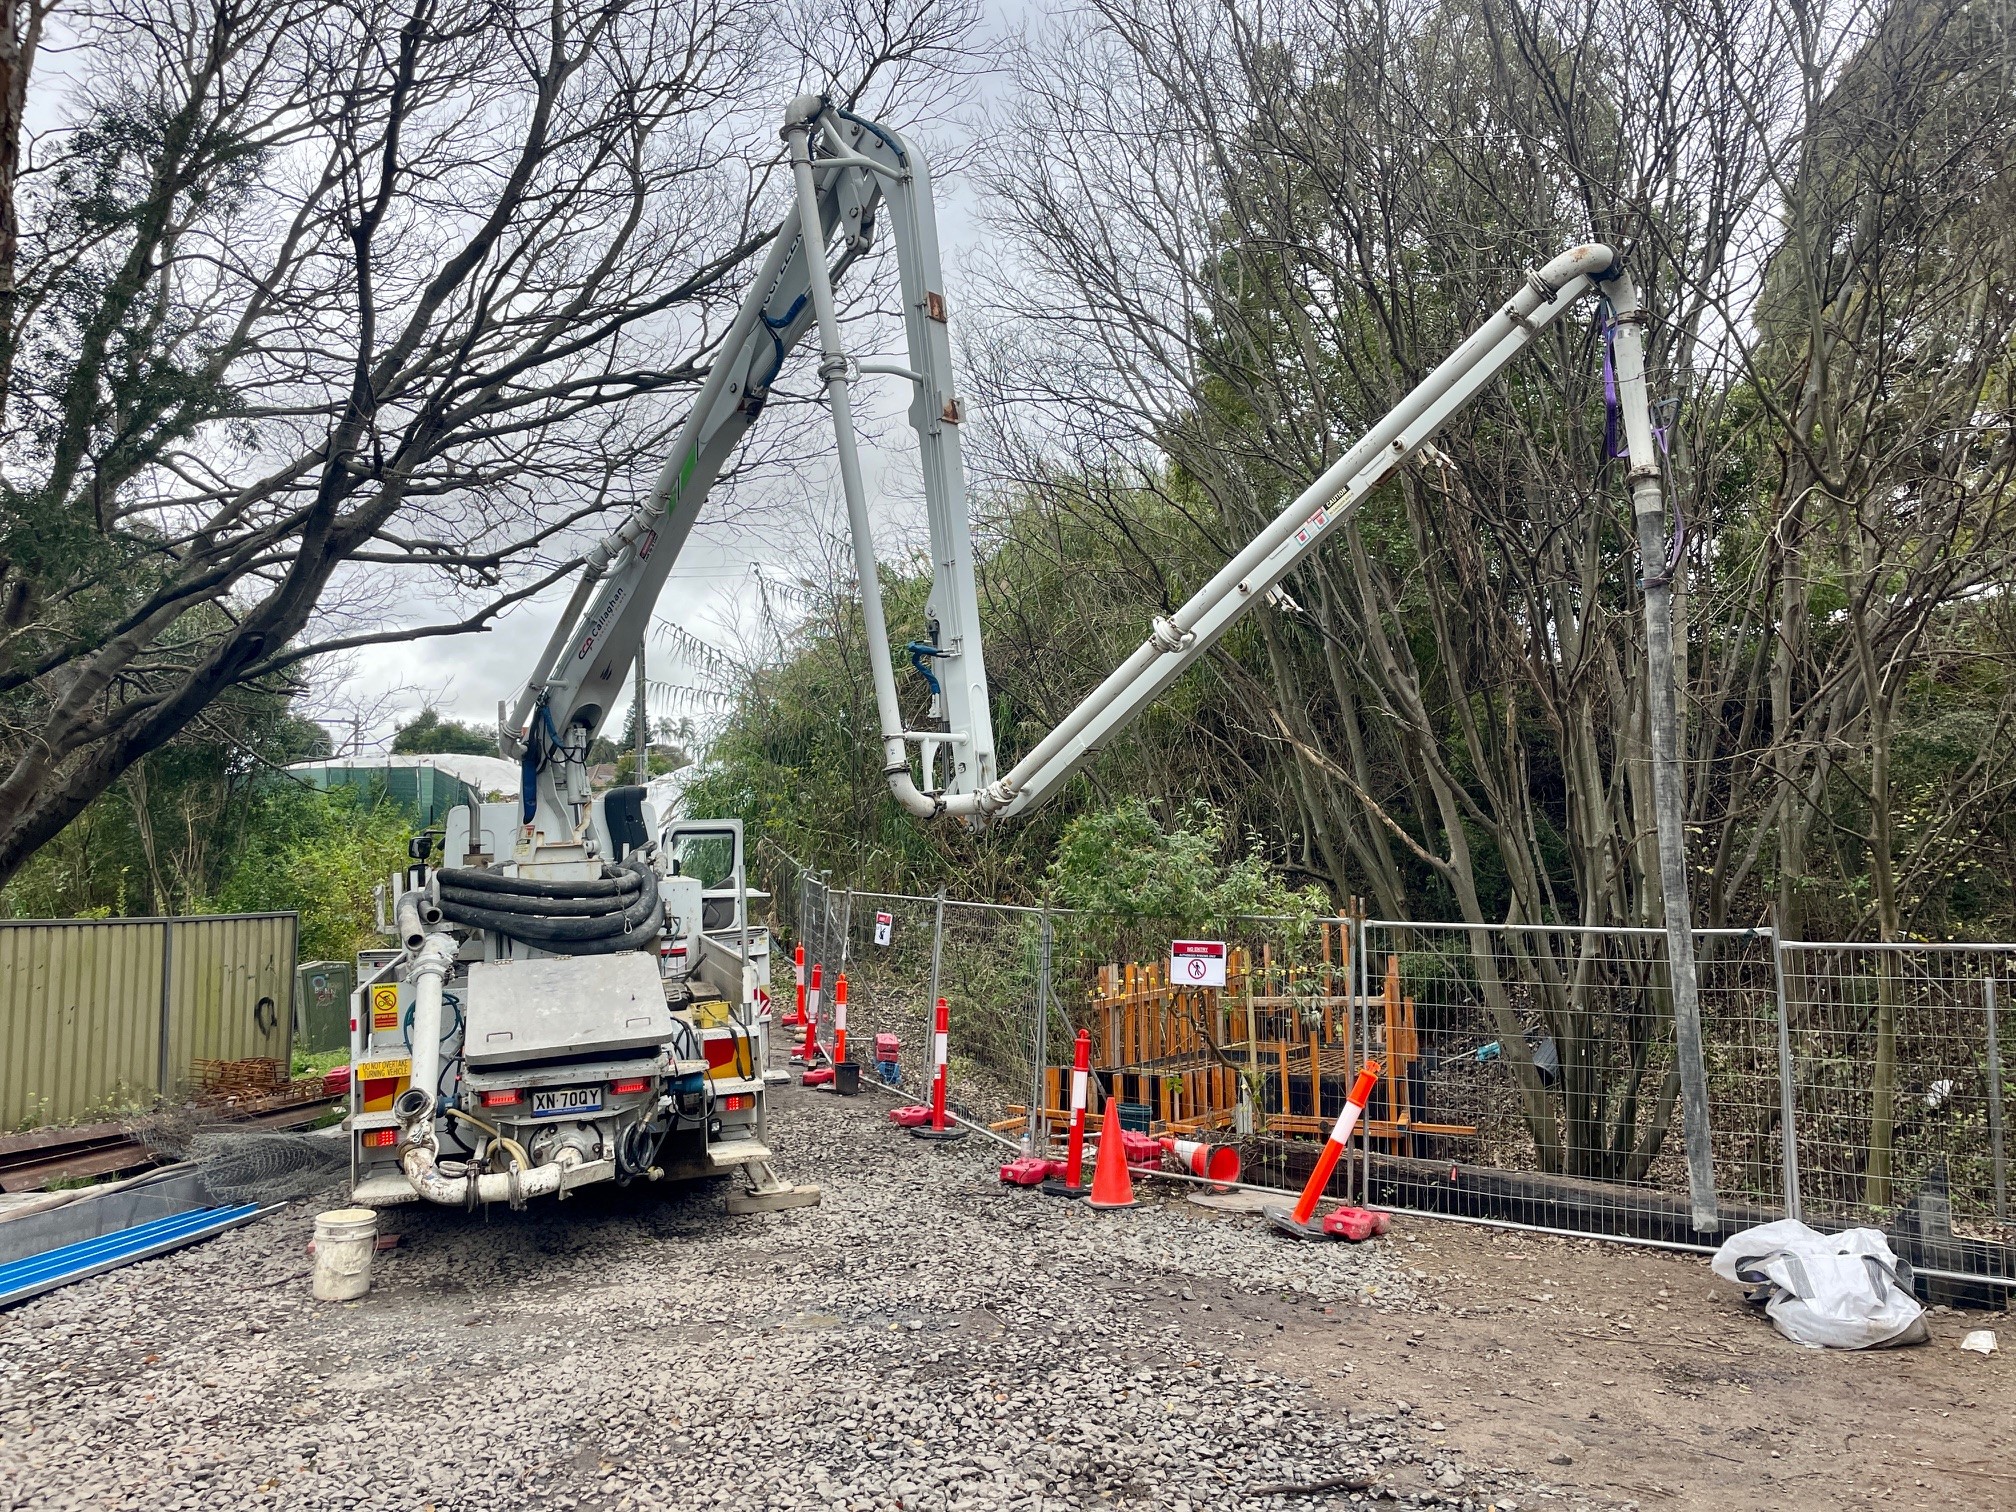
[1265,1059,1380,1239]
[787,942,807,1028]
[1042,1028,1093,1198]
[910,996,966,1142]
[832,972,849,1065]
[792,962,823,1064]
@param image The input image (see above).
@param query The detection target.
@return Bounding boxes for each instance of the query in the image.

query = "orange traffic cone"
[1085,1103,1137,1211]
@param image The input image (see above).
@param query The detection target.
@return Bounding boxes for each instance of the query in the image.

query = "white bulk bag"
[1710,1219,1930,1350]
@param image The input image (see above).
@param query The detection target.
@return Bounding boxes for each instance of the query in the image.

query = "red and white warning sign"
[874,910,894,947]
[1170,939,1228,988]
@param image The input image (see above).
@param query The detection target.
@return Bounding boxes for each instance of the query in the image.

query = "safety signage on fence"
[874,911,893,947]
[1170,940,1227,988]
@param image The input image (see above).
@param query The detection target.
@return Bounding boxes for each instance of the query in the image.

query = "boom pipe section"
[892,246,1611,821]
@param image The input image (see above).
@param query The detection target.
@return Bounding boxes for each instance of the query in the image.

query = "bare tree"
[0,0,981,887]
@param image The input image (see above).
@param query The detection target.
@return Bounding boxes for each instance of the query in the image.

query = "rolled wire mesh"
[185,1130,350,1205]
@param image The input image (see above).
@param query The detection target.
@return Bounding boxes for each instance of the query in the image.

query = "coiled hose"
[432,856,663,955]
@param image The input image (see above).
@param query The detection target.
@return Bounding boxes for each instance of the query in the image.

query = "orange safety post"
[788,942,807,1028]
[793,962,823,1064]
[1042,1028,1093,1199]
[911,996,967,1142]
[1265,1059,1380,1239]
[833,971,849,1065]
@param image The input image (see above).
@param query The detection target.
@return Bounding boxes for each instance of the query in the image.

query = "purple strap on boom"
[1599,304,1684,587]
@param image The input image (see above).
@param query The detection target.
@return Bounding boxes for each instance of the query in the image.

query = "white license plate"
[531,1086,603,1118]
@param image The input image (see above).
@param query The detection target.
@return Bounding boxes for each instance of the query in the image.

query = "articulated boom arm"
[504,95,994,844]
[807,222,1716,1224]
[894,244,1666,822]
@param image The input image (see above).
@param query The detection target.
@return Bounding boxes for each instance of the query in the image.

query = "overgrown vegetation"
[0,0,983,893]
[1043,798,1327,969]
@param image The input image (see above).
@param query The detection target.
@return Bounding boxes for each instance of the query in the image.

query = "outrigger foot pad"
[1263,1205,1326,1240]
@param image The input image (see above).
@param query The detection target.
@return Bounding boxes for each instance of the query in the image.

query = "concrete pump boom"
[502,95,996,846]
[506,95,1717,1227]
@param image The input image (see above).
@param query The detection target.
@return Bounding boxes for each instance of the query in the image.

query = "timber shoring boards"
[1069,936,1477,1148]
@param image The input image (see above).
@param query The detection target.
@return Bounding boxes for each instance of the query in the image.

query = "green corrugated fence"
[0,913,298,1129]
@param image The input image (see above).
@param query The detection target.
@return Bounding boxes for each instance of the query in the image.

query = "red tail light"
[479,1089,523,1107]
[610,1078,649,1095]
[362,1128,397,1149]
[721,1094,749,1112]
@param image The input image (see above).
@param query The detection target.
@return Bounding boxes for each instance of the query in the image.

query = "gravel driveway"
[1,1086,1614,1512]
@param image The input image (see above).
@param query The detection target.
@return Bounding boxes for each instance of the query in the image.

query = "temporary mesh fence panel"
[1349,922,1790,1244]
[932,900,1046,1132]
[753,853,2015,1289]
[828,889,946,1108]
[1776,945,2013,1271]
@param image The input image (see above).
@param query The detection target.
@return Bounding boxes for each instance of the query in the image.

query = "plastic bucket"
[834,1060,862,1097]
[311,1207,378,1301]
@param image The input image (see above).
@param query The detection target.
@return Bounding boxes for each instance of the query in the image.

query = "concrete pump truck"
[346,95,1713,1224]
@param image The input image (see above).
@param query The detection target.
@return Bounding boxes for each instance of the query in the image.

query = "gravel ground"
[0,1086,1622,1512]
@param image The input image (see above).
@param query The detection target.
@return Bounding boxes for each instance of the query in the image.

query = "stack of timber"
[1024,927,1479,1153]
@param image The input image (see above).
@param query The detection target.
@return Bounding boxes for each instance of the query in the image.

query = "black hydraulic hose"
[432,858,662,952]
[434,864,643,901]
[433,900,630,943]
[531,911,666,956]
[435,884,637,918]
[434,885,657,942]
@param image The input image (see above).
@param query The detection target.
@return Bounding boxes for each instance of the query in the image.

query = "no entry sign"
[1170,939,1228,988]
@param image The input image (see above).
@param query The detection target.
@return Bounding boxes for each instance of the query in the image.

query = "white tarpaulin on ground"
[1711,1219,1929,1350]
